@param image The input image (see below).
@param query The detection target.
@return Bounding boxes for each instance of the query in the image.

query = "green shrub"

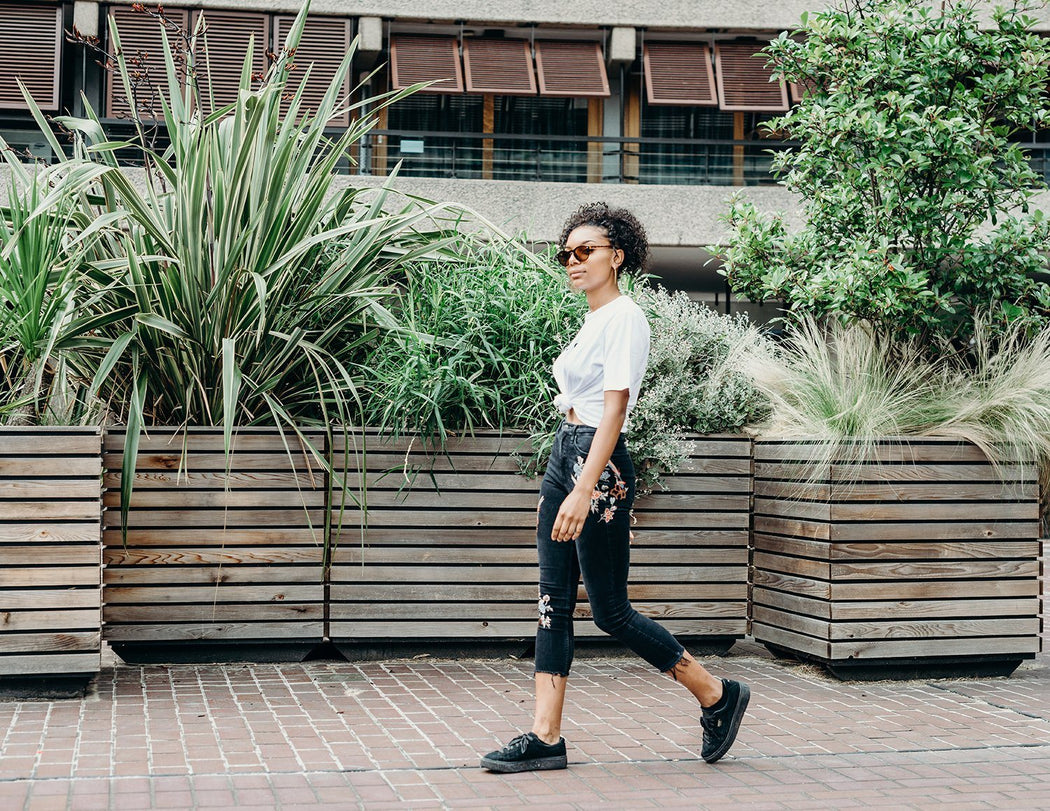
[628,286,770,489]
[719,0,1050,350]
[360,239,586,445]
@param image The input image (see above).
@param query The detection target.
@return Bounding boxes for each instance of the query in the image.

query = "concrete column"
[356,16,384,68]
[603,27,636,183]
[71,2,103,119]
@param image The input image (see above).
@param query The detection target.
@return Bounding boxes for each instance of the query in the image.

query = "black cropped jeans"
[534,421,686,676]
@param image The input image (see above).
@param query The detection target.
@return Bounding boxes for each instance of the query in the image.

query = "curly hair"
[558,202,650,276]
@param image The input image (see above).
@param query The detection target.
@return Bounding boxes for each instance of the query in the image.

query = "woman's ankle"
[531,727,562,745]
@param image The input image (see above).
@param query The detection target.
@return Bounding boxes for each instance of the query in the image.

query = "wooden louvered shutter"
[0,3,63,111]
[274,15,352,126]
[390,36,463,93]
[191,10,269,114]
[106,5,191,120]
[463,39,536,96]
[534,41,609,98]
[714,42,788,113]
[643,43,717,106]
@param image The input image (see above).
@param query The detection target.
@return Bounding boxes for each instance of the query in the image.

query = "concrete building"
[3,0,1050,307]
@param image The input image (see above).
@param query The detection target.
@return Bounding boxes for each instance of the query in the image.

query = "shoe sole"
[480,754,568,773]
[703,682,751,764]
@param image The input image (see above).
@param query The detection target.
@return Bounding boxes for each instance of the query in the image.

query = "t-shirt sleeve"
[602,308,650,394]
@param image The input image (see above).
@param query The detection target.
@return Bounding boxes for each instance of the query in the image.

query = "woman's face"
[561,225,624,294]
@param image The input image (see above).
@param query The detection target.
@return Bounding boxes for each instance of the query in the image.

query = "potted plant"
[719,0,1050,677]
[329,253,767,655]
[18,2,462,661]
[0,152,108,693]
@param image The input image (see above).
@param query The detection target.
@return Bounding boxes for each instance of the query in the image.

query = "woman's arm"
[550,388,629,542]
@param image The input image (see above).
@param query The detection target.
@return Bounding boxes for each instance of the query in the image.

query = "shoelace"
[500,733,532,757]
[700,712,723,733]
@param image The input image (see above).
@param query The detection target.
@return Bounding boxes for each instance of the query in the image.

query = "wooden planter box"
[0,427,102,694]
[752,438,1044,678]
[328,431,751,652]
[102,428,327,662]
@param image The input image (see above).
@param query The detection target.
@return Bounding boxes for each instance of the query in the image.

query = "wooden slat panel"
[830,598,1041,620]
[191,10,269,112]
[0,590,101,611]
[751,587,831,620]
[0,546,102,565]
[755,479,1038,501]
[0,427,102,677]
[0,458,103,476]
[827,617,1039,641]
[0,653,100,677]
[753,535,1041,562]
[391,35,463,93]
[331,619,744,639]
[104,604,323,621]
[827,521,1040,542]
[0,610,100,632]
[714,41,788,112]
[749,623,830,658]
[0,3,62,111]
[830,579,1040,600]
[105,5,192,120]
[0,633,99,654]
[273,14,352,126]
[333,547,747,566]
[104,567,322,586]
[643,42,717,106]
[104,547,324,566]
[103,429,325,646]
[104,585,320,603]
[102,490,326,508]
[830,636,1042,660]
[463,38,536,95]
[535,41,609,97]
[829,559,1039,581]
[331,583,745,602]
[0,567,99,588]
[752,605,829,639]
[103,623,323,642]
[104,528,322,545]
[332,565,744,584]
[756,460,1035,483]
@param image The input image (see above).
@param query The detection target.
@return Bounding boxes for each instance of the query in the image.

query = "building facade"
[3,0,1050,303]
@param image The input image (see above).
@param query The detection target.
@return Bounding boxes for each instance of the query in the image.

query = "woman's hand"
[551,488,593,542]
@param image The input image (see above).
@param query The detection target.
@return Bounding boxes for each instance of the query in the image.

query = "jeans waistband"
[556,421,598,437]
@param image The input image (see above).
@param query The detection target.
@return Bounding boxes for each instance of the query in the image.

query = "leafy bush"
[719,0,1050,350]
[628,286,770,489]
[360,238,586,445]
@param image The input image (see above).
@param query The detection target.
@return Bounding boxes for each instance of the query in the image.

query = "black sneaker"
[480,732,568,773]
[701,678,750,763]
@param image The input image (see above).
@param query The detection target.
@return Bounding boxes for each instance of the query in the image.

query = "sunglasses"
[555,244,613,267]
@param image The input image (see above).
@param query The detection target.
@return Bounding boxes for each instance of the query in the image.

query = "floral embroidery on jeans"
[538,592,553,629]
[571,456,628,524]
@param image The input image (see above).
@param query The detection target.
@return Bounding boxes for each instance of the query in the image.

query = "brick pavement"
[1,578,1047,809]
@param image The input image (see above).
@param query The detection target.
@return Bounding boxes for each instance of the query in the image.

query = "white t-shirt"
[552,295,651,429]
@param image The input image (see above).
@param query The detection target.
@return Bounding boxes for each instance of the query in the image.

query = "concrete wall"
[101,0,1050,32]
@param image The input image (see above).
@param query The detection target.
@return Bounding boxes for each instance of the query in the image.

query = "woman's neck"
[585,282,621,312]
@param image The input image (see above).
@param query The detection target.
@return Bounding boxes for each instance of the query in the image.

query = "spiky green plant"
[13,2,485,537]
[0,155,117,425]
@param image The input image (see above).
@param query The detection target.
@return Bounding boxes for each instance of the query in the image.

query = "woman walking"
[480,203,750,773]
